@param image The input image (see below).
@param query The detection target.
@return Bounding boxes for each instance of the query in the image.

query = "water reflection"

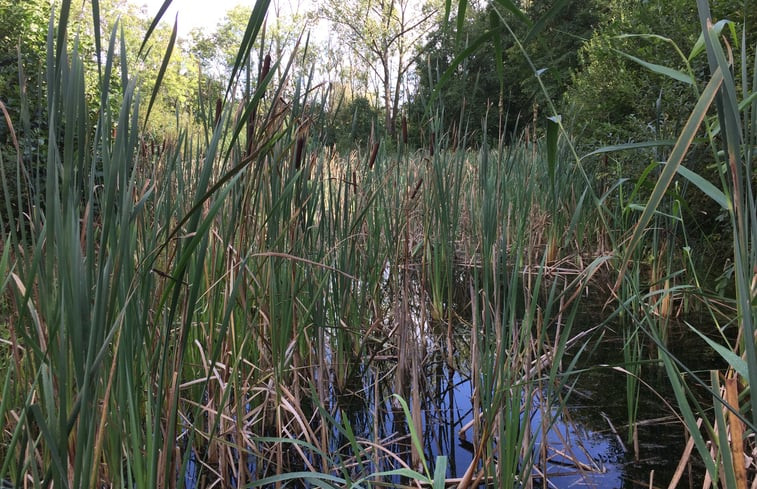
[376,314,718,489]
[184,301,720,488]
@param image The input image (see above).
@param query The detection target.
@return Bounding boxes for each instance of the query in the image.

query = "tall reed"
[600,1,756,486]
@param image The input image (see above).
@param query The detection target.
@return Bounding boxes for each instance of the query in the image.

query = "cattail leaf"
[392,394,430,476]
[615,66,723,291]
[614,49,694,85]
[224,0,272,102]
[455,0,468,44]
[433,456,448,489]
[29,404,68,483]
[139,0,172,57]
[142,14,177,130]
[100,20,118,111]
[91,0,102,73]
[546,115,560,198]
[711,373,739,489]
[55,0,71,66]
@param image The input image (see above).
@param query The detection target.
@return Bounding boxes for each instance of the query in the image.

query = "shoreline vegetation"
[0,0,755,487]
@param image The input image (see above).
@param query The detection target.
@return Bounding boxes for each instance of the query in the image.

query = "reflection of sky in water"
[185,312,718,488]
[421,369,627,488]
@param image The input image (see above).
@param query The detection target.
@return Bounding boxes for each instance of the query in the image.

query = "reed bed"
[0,8,596,484]
[1,0,754,488]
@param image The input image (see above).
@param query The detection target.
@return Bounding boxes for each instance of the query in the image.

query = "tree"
[0,0,50,230]
[407,0,603,146]
[407,6,501,146]
[321,0,439,136]
[0,0,49,146]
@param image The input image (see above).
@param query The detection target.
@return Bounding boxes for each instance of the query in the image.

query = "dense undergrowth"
[0,0,755,487]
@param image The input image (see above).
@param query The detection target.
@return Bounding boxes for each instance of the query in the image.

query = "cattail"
[261,53,271,81]
[410,178,423,200]
[246,103,256,156]
[214,98,222,128]
[368,141,380,169]
[294,136,305,170]
[429,132,435,156]
[401,115,408,145]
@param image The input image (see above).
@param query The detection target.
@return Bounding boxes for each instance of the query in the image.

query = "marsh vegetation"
[0,0,755,487]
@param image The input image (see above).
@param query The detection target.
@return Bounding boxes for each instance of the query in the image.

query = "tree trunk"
[382,52,394,136]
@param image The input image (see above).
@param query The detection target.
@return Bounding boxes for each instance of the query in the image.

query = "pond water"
[184,299,725,489]
[392,311,723,489]
[320,311,723,489]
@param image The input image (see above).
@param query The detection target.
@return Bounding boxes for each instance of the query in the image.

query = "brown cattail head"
[368,141,380,169]
[410,178,423,200]
[294,136,306,170]
[214,98,222,127]
[401,115,408,145]
[261,53,271,81]
[429,132,435,156]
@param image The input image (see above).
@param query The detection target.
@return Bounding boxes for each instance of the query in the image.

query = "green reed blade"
[244,472,348,489]
[615,66,723,290]
[546,115,559,202]
[224,0,271,103]
[142,15,177,130]
[432,456,447,489]
[392,394,430,477]
[688,19,732,61]
[490,0,530,26]
[711,372,738,489]
[523,0,569,43]
[613,49,694,85]
[91,0,102,72]
[675,164,728,209]
[138,0,172,57]
[659,349,719,480]
[582,140,677,159]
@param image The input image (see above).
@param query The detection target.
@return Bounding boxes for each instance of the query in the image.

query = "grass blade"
[139,0,172,57]
[142,14,177,130]
[614,66,723,290]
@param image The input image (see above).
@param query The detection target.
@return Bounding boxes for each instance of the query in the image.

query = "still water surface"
[185,310,722,489]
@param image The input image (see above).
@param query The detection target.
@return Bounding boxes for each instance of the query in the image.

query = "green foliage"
[328,96,383,149]
[565,0,699,146]
[0,0,49,233]
[409,0,603,146]
[564,0,754,154]
[0,0,48,140]
[408,7,502,145]
[564,0,755,268]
